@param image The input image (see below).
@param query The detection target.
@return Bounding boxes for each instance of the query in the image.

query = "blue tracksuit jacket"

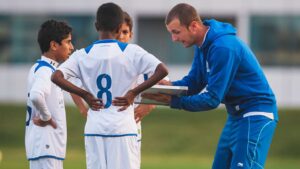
[170,19,278,121]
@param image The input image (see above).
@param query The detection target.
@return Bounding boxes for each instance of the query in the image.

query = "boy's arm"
[112,63,168,111]
[29,69,56,129]
[70,93,88,118]
[51,70,103,111]
[30,91,57,129]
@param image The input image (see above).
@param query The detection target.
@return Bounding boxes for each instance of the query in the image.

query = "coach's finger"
[141,93,158,99]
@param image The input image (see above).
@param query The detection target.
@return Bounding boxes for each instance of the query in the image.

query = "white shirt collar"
[199,26,210,48]
[41,56,59,68]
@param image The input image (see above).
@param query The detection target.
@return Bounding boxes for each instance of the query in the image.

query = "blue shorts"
[212,115,277,169]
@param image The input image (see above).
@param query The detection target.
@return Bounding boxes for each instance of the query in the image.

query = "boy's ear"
[95,22,100,31]
[49,40,58,51]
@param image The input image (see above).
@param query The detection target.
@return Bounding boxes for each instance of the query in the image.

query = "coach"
[144,3,278,169]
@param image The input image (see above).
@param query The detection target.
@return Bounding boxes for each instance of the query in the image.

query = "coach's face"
[166,18,196,48]
[55,33,74,63]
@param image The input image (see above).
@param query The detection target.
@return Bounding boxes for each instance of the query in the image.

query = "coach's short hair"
[95,3,124,32]
[165,3,201,27]
[37,19,72,53]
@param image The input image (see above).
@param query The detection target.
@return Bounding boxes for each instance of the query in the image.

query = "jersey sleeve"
[29,67,53,121]
[57,49,83,80]
[131,45,162,75]
[30,67,52,95]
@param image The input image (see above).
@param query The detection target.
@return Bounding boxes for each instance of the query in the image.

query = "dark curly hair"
[37,19,72,53]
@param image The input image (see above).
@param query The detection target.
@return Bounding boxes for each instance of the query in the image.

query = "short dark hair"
[37,19,72,53]
[95,3,124,32]
[123,12,133,32]
[165,3,201,27]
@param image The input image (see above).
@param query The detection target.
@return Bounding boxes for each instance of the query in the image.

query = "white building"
[0,0,300,107]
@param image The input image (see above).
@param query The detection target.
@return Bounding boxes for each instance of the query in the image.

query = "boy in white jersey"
[51,3,168,169]
[25,20,74,169]
[118,11,164,167]
[69,12,157,168]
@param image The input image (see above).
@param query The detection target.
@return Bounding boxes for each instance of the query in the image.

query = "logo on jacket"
[237,162,244,167]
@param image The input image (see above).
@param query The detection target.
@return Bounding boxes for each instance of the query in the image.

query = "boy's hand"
[83,92,104,111]
[112,90,136,111]
[134,104,155,123]
[33,117,57,129]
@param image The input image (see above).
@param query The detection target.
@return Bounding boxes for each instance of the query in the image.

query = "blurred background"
[0,0,300,169]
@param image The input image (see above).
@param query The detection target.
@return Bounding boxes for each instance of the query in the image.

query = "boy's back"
[58,39,161,135]
[52,3,168,169]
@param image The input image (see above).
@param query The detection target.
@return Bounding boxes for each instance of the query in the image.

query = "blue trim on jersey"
[34,60,55,73]
[28,155,64,161]
[26,106,32,126]
[116,41,128,51]
[84,133,137,137]
[85,44,93,54]
[84,39,128,54]
[143,74,148,81]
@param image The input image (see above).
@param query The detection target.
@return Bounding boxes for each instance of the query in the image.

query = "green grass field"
[1,104,300,169]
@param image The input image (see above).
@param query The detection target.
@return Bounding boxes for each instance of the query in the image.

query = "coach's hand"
[142,93,171,105]
[33,117,57,129]
[113,90,136,112]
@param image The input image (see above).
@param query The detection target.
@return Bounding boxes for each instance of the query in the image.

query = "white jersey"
[25,56,66,160]
[58,39,161,136]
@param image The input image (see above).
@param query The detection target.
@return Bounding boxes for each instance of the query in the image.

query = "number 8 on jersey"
[97,74,112,108]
